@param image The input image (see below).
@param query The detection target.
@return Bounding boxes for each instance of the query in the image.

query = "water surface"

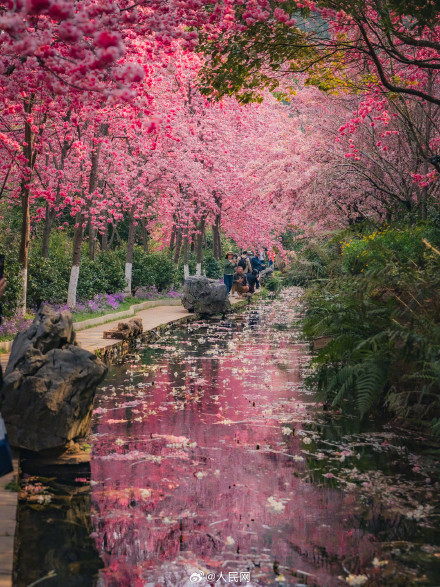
[89,288,440,586]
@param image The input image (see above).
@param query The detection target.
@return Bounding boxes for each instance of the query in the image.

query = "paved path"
[0,296,246,586]
[76,304,192,353]
[0,463,17,587]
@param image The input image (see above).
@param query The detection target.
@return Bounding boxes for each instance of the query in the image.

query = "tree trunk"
[89,223,97,260]
[174,229,182,264]
[43,117,70,258]
[125,213,136,295]
[195,218,205,276]
[67,124,107,307]
[87,124,108,260]
[142,220,149,252]
[101,219,109,251]
[18,105,34,313]
[212,224,218,258]
[169,226,176,252]
[212,213,222,260]
[18,177,30,314]
[183,235,190,279]
[67,214,84,307]
[217,221,222,258]
[41,202,55,258]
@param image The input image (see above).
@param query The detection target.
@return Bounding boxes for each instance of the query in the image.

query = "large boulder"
[182,276,231,315]
[0,305,107,452]
[259,265,274,284]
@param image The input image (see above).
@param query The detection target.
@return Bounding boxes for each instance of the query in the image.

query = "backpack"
[238,257,247,270]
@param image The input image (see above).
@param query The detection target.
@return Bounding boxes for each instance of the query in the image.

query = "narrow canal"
[89,288,440,586]
[12,288,440,586]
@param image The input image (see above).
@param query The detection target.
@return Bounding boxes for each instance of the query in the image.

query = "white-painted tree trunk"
[20,268,27,314]
[196,262,202,277]
[183,264,190,279]
[125,262,132,295]
[67,264,80,308]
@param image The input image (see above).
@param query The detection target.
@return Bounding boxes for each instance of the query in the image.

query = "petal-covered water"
[90,289,440,587]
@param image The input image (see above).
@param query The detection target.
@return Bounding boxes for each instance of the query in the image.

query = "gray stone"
[104,317,143,339]
[259,266,274,284]
[0,305,107,452]
[182,277,231,315]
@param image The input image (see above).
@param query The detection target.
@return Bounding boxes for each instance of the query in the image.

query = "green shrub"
[28,256,70,307]
[303,225,440,436]
[176,254,197,283]
[174,251,223,283]
[284,239,339,286]
[264,274,282,292]
[131,247,176,291]
[77,259,111,300]
[25,242,176,305]
[341,224,440,275]
[2,258,22,316]
[89,249,126,294]
[203,251,223,279]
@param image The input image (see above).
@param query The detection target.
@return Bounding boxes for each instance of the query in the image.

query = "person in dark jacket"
[250,254,260,271]
[246,269,259,294]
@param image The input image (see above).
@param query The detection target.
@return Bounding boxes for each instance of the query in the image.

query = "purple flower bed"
[0,314,34,341]
[134,286,181,300]
[47,292,128,315]
[134,285,160,300]
[165,289,182,298]
[75,292,127,313]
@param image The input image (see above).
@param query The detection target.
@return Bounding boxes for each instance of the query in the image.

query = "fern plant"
[303,233,440,435]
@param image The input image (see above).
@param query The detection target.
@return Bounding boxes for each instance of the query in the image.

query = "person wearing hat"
[223,251,236,295]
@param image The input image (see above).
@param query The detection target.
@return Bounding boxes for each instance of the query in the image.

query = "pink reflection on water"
[91,294,378,586]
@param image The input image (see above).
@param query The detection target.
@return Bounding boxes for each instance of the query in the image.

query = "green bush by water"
[284,238,340,285]
[340,224,440,275]
[299,222,440,436]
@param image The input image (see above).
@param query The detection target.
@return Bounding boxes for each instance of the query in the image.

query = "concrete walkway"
[0,296,247,586]
[76,304,192,353]
[0,463,17,587]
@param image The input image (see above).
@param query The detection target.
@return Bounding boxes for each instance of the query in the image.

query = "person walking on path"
[223,251,236,295]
